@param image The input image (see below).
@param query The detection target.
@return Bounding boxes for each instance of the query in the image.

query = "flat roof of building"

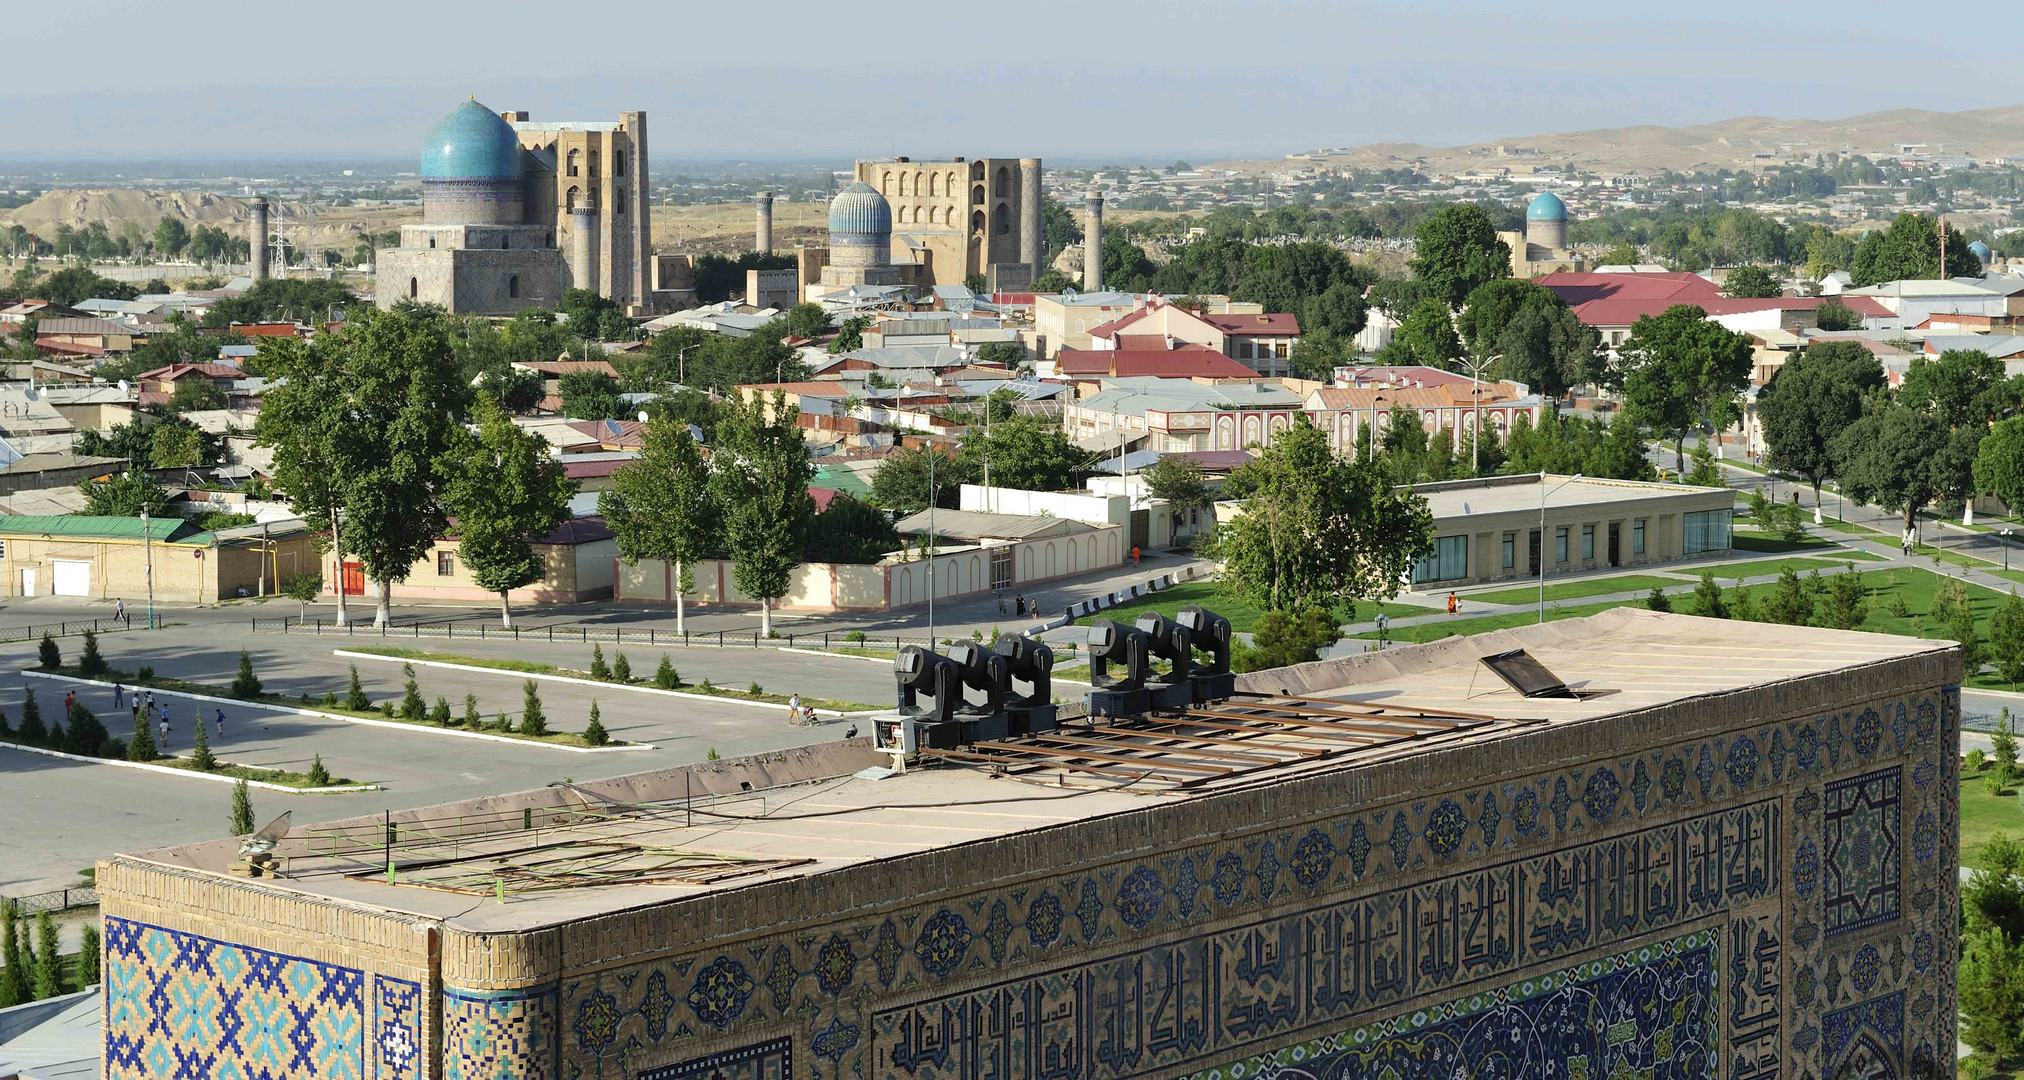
[1414,473,1731,520]
[110,610,1941,932]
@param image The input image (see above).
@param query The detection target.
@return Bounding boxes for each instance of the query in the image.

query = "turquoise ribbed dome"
[828,181,892,239]
[1526,191,1567,220]
[420,100,523,181]
[1970,240,1993,262]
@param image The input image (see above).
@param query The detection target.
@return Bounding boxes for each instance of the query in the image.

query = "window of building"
[566,148,580,177]
[1683,509,1733,554]
[615,189,627,216]
[500,233,509,249]
[1582,525,1595,561]
[428,236,436,248]
[1633,519,1647,555]
[1412,535,1468,584]
[1501,532,1516,569]
[409,277,418,299]
[436,550,455,576]
[1555,526,1569,564]
[508,275,519,298]
[614,150,625,176]
[588,150,600,177]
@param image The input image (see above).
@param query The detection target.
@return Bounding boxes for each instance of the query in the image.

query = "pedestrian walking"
[114,598,125,625]
[996,593,1005,615]
[1446,592,1459,616]
[158,718,170,750]
[113,682,124,708]
[63,691,75,715]
[1015,595,1026,616]
[214,708,225,741]
[130,699,140,725]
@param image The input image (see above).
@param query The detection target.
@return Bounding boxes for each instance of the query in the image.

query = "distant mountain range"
[1216,105,2024,178]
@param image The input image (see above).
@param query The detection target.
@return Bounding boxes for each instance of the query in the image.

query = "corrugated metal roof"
[0,514,195,542]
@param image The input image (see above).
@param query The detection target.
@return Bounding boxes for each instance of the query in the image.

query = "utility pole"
[926,447,935,646]
[140,506,155,630]
[332,503,348,627]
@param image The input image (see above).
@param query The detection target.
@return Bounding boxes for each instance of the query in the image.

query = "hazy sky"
[5,0,2018,161]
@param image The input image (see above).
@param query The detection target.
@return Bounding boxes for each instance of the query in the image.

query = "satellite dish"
[118,380,130,394]
[238,809,292,852]
[638,411,649,424]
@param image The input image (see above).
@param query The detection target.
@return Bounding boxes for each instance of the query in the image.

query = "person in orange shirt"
[1446,592,1458,615]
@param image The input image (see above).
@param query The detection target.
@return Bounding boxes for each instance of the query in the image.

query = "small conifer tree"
[344,665,370,711]
[36,633,58,672]
[613,652,631,683]
[62,703,107,757]
[583,700,609,746]
[128,708,156,761]
[32,911,60,999]
[306,754,332,786]
[428,696,451,725]
[78,923,100,988]
[0,706,11,740]
[21,690,49,746]
[520,681,547,735]
[462,693,480,728]
[589,643,610,680]
[0,901,26,1007]
[1645,587,1672,613]
[230,779,254,835]
[653,654,679,689]
[190,718,216,770]
[230,650,262,699]
[78,631,107,677]
[399,664,426,721]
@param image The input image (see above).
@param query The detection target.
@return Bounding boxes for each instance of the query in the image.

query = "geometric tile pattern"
[103,915,367,1080]
[1181,928,1720,1080]
[1822,767,1902,938]
[639,1037,792,1080]
[1823,991,1905,1080]
[445,984,559,1080]
[377,978,423,1080]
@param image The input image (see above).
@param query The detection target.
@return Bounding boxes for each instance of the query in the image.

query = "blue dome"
[1970,240,1993,262]
[828,181,892,239]
[420,100,523,181]
[1526,191,1567,220]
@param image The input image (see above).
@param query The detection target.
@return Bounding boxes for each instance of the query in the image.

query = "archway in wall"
[993,203,1010,234]
[1243,416,1262,446]
[995,166,1009,197]
[409,278,418,298]
[1216,416,1234,449]
[1069,539,1081,573]
[896,569,911,607]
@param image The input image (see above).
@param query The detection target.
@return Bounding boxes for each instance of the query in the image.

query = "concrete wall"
[99,643,1963,1080]
[378,538,618,604]
[0,534,319,603]
[957,483,1126,525]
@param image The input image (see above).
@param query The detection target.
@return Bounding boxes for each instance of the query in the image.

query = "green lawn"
[1961,768,2024,871]
[1351,599,1625,643]
[1068,580,1428,634]
[1466,574,1690,607]
[1732,531,1843,554]
[342,646,879,713]
[1709,555,1882,582]
[1820,518,1886,537]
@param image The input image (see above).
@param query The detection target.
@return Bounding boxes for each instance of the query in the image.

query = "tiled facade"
[101,662,1958,1080]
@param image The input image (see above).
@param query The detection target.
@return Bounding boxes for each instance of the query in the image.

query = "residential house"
[1084,299,1303,376]
[1064,377,1307,454]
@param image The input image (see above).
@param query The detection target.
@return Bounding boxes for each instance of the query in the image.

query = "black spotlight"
[1175,605,1235,701]
[1085,618,1152,718]
[995,634,1059,734]
[1135,612,1196,710]
[894,645,962,748]
[945,641,1011,742]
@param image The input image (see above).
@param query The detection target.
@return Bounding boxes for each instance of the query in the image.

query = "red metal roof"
[809,487,839,513]
[1202,312,1300,335]
[228,323,302,337]
[1532,272,1724,328]
[1055,346,1258,379]
[139,363,240,381]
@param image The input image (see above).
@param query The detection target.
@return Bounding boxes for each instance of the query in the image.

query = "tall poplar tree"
[441,395,576,627]
[710,393,814,637]
[600,417,718,633]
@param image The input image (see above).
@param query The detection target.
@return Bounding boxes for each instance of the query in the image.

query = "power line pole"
[140,506,156,630]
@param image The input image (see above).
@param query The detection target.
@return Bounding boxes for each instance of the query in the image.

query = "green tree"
[1757,340,1885,504]
[1231,606,1340,671]
[190,716,216,770]
[167,379,227,413]
[1836,401,1984,541]
[711,394,815,636]
[0,902,23,1007]
[1991,592,2024,691]
[152,217,190,259]
[280,569,323,621]
[1462,280,1602,398]
[1645,587,1673,612]
[1720,265,1782,298]
[1595,242,1640,267]
[1299,281,1369,339]
[399,663,426,721]
[78,924,99,988]
[1814,300,1860,331]
[557,288,632,340]
[343,664,370,711]
[653,655,680,689]
[32,912,60,999]
[1975,416,2024,520]
[428,696,451,725]
[442,395,576,627]
[306,754,331,785]
[1684,440,1722,486]
[17,689,45,746]
[1388,297,1464,369]
[1821,569,1870,631]
[36,267,136,306]
[36,635,58,672]
[779,302,831,341]
[519,680,547,736]
[1760,567,1814,625]
[589,643,609,680]
[1960,926,2024,1064]
[230,649,262,699]
[1210,416,1432,616]
[1141,455,1210,532]
[1997,710,2019,779]
[583,700,609,746]
[869,445,979,513]
[600,417,718,633]
[77,470,171,517]
[128,706,156,761]
[230,779,254,835]
[1689,570,1728,618]
[828,316,870,354]
[1619,304,1754,471]
[1952,603,1985,675]
[1847,211,1980,287]
[1408,204,1511,306]
[963,413,1083,492]
[803,493,901,564]
[257,306,469,627]
[462,693,480,727]
[77,631,106,678]
[558,369,623,419]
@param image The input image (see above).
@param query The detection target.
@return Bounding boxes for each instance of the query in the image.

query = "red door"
[340,561,365,596]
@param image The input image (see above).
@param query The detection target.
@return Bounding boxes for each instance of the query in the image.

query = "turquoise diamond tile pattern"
[445,984,560,1080]
[638,1036,791,1080]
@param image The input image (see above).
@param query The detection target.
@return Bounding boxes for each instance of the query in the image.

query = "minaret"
[1018,159,1042,275]
[755,192,774,255]
[573,205,599,294]
[1083,190,1104,293]
[249,196,270,280]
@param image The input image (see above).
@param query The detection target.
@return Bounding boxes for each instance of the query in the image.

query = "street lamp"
[2005,528,2015,573]
[1366,394,1386,461]
[676,342,700,387]
[1539,472,1584,624]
